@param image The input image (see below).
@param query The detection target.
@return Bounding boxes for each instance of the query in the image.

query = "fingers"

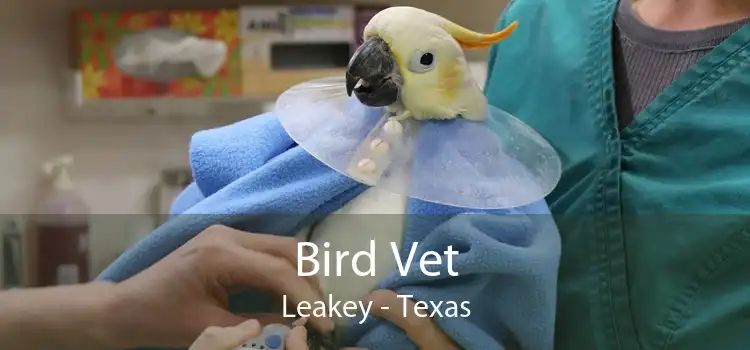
[368,290,459,350]
[206,310,251,329]
[188,319,261,350]
[292,316,309,327]
[183,226,333,332]
[286,325,309,350]
[220,246,334,332]
[239,313,291,326]
[212,226,321,291]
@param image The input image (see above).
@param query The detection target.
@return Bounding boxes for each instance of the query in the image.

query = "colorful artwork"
[73,6,386,101]
[74,9,241,99]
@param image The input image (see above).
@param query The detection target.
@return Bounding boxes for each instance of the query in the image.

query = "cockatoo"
[345,6,518,122]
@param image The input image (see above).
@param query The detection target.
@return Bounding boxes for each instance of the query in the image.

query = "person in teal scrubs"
[484,0,750,349]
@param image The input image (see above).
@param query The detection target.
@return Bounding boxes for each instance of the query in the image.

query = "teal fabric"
[485,0,750,349]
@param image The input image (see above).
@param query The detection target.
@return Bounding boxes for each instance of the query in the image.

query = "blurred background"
[0,0,508,288]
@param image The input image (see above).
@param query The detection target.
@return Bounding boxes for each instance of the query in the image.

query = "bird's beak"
[345,36,400,107]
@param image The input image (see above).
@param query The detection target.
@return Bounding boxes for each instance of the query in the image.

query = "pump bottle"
[27,155,90,286]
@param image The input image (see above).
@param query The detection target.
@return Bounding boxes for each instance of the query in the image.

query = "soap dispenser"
[27,155,91,287]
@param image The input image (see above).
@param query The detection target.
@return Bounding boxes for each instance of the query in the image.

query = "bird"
[345,6,518,122]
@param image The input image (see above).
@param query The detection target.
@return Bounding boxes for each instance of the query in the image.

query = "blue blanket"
[98,113,561,350]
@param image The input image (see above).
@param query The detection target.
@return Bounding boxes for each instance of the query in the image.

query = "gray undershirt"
[613,0,749,129]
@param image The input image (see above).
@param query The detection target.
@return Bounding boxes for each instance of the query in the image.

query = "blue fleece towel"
[98,112,561,350]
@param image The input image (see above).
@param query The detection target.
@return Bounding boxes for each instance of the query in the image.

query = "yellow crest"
[443,20,519,50]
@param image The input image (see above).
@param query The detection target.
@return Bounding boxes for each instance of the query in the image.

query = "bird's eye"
[407,49,436,73]
[420,53,433,65]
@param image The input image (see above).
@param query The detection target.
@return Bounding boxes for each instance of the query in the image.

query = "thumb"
[211,309,293,328]
[188,319,261,350]
[207,309,251,328]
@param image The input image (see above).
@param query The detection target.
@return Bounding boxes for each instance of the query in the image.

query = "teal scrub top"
[484,0,750,349]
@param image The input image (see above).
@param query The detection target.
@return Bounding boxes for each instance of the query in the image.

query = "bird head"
[346,6,518,108]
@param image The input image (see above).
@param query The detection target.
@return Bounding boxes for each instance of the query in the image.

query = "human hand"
[107,225,333,349]
[188,319,311,350]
